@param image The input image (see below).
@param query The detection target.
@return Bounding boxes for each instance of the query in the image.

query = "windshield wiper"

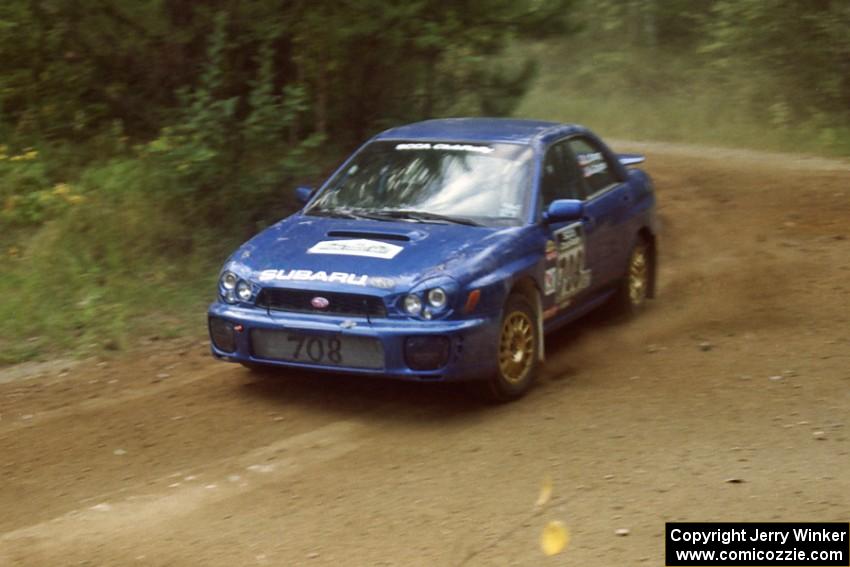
[304,208,365,220]
[367,209,482,227]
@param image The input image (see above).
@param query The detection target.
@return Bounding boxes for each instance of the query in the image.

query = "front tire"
[480,294,541,402]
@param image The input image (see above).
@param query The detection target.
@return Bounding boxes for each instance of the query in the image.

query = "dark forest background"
[1,0,848,362]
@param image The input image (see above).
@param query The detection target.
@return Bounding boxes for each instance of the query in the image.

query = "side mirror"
[295,186,314,205]
[545,199,583,223]
[618,153,645,167]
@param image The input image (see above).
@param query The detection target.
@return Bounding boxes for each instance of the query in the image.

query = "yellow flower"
[67,194,85,205]
[53,183,71,196]
[8,148,38,161]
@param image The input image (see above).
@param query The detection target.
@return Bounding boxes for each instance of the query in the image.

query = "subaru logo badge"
[311,296,330,309]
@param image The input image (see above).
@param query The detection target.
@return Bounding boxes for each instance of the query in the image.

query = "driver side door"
[538,140,600,320]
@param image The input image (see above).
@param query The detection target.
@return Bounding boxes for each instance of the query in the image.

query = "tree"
[0,0,576,148]
[701,0,850,122]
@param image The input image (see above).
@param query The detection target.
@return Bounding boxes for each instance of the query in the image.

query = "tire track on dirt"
[0,420,363,560]
[0,367,218,434]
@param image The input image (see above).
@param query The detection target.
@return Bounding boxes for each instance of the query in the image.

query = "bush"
[0,157,225,363]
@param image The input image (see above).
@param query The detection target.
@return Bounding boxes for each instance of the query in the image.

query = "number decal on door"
[552,222,591,307]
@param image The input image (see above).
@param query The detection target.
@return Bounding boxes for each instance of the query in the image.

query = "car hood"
[227,214,522,293]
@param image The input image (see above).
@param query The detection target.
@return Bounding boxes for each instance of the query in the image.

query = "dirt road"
[2,147,848,566]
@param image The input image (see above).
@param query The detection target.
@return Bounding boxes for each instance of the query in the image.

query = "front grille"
[256,288,387,318]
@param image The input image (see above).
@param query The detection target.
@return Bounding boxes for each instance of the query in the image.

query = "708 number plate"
[250,329,384,370]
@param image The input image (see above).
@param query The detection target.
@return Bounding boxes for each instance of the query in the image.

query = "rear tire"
[610,237,653,317]
[479,294,540,403]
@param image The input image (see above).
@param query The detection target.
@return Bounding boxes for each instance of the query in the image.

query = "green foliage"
[138,12,322,231]
[517,0,850,156]
[142,12,242,196]
[284,0,567,140]
[0,157,224,363]
[701,0,850,123]
[1,0,572,149]
[0,146,90,226]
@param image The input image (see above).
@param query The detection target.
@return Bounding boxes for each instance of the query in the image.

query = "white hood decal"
[307,239,403,260]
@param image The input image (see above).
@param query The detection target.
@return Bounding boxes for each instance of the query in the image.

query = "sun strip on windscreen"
[394,143,494,154]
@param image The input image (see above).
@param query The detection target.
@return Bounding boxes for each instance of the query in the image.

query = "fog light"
[209,317,237,353]
[404,336,450,370]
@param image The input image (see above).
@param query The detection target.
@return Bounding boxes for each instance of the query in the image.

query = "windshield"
[305,141,533,227]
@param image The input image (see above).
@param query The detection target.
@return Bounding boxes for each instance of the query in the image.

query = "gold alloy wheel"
[628,244,649,306]
[498,311,535,384]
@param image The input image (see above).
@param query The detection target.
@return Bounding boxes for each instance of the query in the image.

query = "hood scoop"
[326,229,413,242]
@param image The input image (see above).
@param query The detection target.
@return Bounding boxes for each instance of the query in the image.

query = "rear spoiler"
[618,153,645,167]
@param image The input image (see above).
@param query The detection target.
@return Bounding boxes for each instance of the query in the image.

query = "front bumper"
[207,302,499,381]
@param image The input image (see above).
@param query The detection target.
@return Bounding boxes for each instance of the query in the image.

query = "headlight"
[236,280,253,302]
[401,277,458,319]
[403,294,422,315]
[427,288,447,309]
[220,271,238,291]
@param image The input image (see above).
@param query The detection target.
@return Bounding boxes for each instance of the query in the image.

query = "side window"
[541,141,583,209]
[568,138,615,195]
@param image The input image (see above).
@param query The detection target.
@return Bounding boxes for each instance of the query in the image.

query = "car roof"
[373,118,585,145]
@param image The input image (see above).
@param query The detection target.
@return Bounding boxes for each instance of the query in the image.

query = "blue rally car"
[208,118,658,400]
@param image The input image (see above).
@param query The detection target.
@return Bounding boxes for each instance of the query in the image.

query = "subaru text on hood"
[208,118,659,401]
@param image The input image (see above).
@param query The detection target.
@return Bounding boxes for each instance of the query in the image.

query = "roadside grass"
[0,157,231,365]
[0,135,324,366]
[513,41,850,156]
[0,219,223,365]
[0,266,214,365]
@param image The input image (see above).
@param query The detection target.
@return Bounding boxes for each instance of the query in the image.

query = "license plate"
[250,329,384,370]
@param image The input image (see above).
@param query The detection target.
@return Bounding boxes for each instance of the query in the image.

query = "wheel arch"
[508,275,545,361]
